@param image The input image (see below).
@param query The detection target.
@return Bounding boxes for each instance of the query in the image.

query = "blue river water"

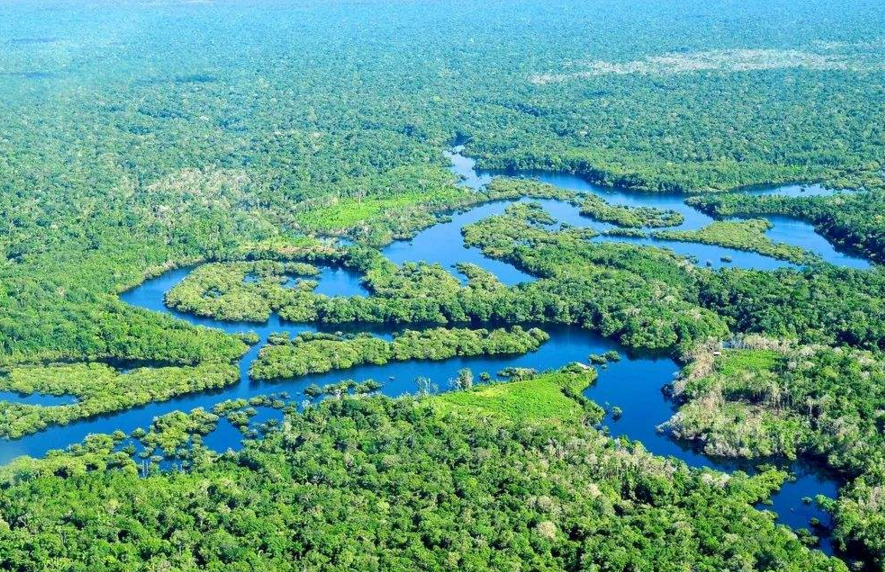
[2,149,868,556]
[450,146,870,271]
[0,391,76,407]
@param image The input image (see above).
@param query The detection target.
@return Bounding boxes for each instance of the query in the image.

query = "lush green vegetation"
[229,202,726,353]
[1,0,883,369]
[580,194,684,228]
[437,365,603,423]
[164,260,334,323]
[11,189,885,564]
[250,327,549,381]
[461,202,730,352]
[830,477,885,571]
[1,0,884,568]
[0,362,239,439]
[483,178,685,228]
[167,199,885,360]
[664,343,882,469]
[0,370,845,572]
[697,266,885,350]
[662,341,885,565]
[292,176,469,233]
[0,393,294,480]
[655,219,816,264]
[0,283,250,367]
[689,191,885,263]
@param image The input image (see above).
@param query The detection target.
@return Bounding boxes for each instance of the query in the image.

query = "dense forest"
[1,0,884,365]
[250,327,549,381]
[0,370,847,571]
[0,362,240,439]
[663,340,885,563]
[1,0,884,570]
[654,219,816,264]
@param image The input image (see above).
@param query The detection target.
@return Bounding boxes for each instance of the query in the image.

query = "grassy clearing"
[714,348,781,377]
[293,186,470,232]
[435,367,599,424]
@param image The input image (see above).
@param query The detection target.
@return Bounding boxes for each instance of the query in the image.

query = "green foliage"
[0,1,883,567]
[831,477,885,569]
[690,191,885,263]
[461,202,730,352]
[437,365,602,424]
[655,219,816,264]
[165,260,335,323]
[1,0,882,367]
[663,343,885,565]
[0,376,845,572]
[580,194,684,228]
[666,344,885,473]
[0,434,136,483]
[698,266,885,350]
[484,178,684,228]
[0,281,250,367]
[250,327,549,381]
[139,408,221,459]
[292,168,469,232]
[0,362,239,439]
[173,202,730,354]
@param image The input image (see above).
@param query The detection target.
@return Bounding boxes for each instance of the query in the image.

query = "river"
[3,149,871,556]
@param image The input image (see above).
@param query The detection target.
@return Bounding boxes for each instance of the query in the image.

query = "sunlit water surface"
[4,150,869,556]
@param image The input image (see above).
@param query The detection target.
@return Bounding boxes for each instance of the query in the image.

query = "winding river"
[3,150,873,556]
[447,146,870,272]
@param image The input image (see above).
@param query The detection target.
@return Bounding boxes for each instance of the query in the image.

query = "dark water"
[2,150,864,557]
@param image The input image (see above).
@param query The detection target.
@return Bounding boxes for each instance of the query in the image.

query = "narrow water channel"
[449,146,870,270]
[3,149,870,557]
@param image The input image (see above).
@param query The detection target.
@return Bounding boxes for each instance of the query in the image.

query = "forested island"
[1,0,885,571]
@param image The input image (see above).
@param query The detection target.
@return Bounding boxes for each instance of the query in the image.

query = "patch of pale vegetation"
[141,168,263,226]
[813,38,885,51]
[670,336,790,398]
[147,168,251,201]
[530,49,851,84]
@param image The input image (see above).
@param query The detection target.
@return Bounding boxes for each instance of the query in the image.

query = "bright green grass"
[293,188,470,231]
[715,348,781,377]
[434,368,597,423]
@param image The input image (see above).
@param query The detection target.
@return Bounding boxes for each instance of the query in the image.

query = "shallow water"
[2,150,865,557]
